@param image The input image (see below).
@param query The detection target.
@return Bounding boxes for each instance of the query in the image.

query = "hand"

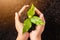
[15,5,45,40]
[15,5,29,40]
[30,8,45,40]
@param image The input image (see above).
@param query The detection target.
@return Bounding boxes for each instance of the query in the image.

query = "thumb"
[15,12,23,34]
[23,32,30,40]
[15,12,22,25]
[15,12,20,24]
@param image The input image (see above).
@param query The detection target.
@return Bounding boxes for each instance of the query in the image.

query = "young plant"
[23,4,44,33]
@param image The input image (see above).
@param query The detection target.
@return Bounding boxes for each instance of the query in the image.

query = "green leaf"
[27,4,35,18]
[23,18,32,33]
[31,16,44,25]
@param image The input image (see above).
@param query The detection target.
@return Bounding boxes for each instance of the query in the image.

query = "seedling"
[23,4,44,33]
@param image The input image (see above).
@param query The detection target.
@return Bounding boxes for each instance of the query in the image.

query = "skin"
[15,5,45,40]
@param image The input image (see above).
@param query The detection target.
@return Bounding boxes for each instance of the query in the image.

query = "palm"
[30,25,45,38]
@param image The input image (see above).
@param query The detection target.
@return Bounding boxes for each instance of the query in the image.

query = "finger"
[35,7,42,16]
[23,32,30,40]
[36,14,45,33]
[15,12,23,33]
[39,14,45,24]
[18,5,29,16]
[15,12,20,24]
[35,8,45,33]
[35,7,45,24]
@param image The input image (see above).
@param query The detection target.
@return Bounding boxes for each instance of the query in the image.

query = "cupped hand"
[15,5,29,40]
[15,5,45,40]
[30,8,45,40]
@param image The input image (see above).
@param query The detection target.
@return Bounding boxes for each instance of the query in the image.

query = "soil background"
[0,0,60,40]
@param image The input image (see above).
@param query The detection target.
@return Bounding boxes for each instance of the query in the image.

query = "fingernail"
[24,5,29,7]
[40,14,43,17]
[26,5,29,7]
